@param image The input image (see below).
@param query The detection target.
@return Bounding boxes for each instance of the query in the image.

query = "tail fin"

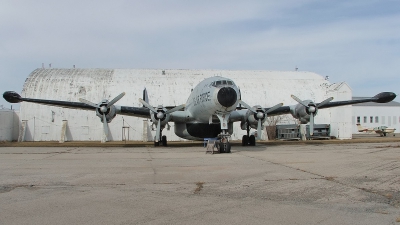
[356,123,366,132]
[142,88,149,107]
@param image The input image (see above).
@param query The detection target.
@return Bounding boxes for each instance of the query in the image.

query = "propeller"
[139,98,185,142]
[79,92,125,142]
[239,100,283,140]
[291,95,333,135]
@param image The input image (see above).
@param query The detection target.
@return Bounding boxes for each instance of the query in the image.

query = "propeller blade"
[79,98,98,108]
[107,92,125,107]
[257,119,262,140]
[238,100,257,113]
[155,119,161,143]
[265,103,283,114]
[291,95,308,107]
[317,97,334,108]
[309,113,314,136]
[102,113,109,141]
[139,98,157,113]
[166,104,185,114]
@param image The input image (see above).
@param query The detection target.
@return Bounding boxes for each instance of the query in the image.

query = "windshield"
[212,80,234,87]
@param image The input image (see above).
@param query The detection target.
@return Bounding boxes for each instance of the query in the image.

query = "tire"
[249,135,256,146]
[242,135,249,146]
[162,135,167,146]
[154,141,159,146]
[226,142,231,153]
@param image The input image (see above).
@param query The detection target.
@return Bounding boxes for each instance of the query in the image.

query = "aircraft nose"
[217,87,237,107]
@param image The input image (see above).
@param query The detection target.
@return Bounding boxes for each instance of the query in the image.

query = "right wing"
[3,91,151,119]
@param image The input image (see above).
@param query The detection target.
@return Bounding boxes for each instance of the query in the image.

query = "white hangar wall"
[0,109,20,141]
[352,101,400,134]
[19,68,352,141]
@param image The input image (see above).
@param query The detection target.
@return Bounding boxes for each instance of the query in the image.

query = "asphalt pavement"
[0,140,399,224]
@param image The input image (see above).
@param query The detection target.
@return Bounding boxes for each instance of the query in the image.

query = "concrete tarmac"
[1,142,399,224]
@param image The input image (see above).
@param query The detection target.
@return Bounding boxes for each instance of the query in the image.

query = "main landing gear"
[242,134,256,146]
[154,130,167,146]
[242,122,256,146]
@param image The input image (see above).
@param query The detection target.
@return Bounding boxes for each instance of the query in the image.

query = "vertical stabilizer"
[143,88,149,107]
[356,123,366,132]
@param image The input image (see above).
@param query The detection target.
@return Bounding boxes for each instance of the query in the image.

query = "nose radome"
[217,87,237,107]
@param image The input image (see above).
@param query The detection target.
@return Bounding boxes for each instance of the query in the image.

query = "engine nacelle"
[290,100,317,124]
[245,105,266,129]
[150,106,171,127]
[96,105,117,123]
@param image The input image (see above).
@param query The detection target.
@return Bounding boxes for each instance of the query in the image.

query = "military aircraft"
[3,76,397,153]
[356,123,396,136]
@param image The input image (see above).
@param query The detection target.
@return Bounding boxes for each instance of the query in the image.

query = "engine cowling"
[290,100,317,124]
[96,104,117,123]
[245,105,266,129]
[150,106,171,127]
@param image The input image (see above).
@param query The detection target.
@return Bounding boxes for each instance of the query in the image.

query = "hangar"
[352,97,400,134]
[5,68,356,142]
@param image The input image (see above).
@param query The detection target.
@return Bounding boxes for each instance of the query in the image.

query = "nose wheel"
[217,130,232,153]
[217,138,231,153]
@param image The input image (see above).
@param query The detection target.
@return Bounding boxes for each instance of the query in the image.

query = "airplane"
[356,123,396,136]
[3,76,397,153]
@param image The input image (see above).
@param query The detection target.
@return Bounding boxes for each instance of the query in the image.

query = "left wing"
[266,92,396,116]
[233,91,396,137]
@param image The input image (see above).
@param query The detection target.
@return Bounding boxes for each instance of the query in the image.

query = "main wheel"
[162,135,167,146]
[242,135,249,146]
[226,142,231,153]
[154,136,160,146]
[249,135,256,146]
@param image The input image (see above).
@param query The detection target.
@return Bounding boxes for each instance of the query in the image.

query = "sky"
[1,0,399,108]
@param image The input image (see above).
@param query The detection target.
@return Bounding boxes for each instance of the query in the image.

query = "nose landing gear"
[217,130,231,153]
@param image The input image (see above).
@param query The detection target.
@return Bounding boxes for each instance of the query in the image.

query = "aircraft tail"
[356,123,366,132]
[142,88,149,107]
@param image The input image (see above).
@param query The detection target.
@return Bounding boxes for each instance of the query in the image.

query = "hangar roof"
[21,68,331,108]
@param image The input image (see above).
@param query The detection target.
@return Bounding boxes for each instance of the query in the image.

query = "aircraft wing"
[264,92,397,117]
[3,91,151,119]
[317,92,396,109]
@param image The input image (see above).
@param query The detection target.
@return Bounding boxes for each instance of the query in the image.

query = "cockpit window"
[211,80,235,87]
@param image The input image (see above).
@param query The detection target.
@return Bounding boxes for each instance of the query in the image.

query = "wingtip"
[3,91,22,103]
[373,92,396,103]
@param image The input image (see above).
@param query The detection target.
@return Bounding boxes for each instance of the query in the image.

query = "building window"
[364,116,367,123]
[357,116,360,123]
[375,116,379,123]
[382,116,385,124]
[393,116,397,125]
[370,116,373,123]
